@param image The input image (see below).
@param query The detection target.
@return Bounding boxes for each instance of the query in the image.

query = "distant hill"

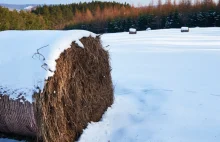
[0,3,39,11]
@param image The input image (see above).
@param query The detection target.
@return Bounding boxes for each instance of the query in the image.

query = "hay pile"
[35,36,113,142]
[0,95,37,137]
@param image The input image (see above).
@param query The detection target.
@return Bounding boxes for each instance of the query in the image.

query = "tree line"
[0,6,45,30]
[0,0,220,33]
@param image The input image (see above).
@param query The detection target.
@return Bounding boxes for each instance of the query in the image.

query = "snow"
[0,139,21,142]
[0,30,96,102]
[1,27,220,142]
[181,26,189,30]
[78,28,220,142]
[129,28,136,32]
[23,6,34,10]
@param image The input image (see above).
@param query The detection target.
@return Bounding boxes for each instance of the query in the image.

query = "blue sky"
[0,0,152,5]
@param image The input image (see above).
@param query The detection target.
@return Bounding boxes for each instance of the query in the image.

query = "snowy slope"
[0,4,39,11]
[0,30,95,102]
[23,6,34,10]
[79,28,220,142]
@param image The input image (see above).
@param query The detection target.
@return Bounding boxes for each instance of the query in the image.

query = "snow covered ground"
[1,27,220,141]
[0,139,20,142]
[79,28,220,142]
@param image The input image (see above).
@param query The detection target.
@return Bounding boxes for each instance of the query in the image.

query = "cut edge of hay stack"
[35,35,113,142]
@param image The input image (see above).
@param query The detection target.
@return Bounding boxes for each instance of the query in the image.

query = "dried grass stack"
[181,27,189,32]
[0,95,37,137]
[35,36,113,142]
[129,28,137,34]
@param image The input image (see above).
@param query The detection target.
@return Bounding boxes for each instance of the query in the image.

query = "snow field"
[79,28,220,142]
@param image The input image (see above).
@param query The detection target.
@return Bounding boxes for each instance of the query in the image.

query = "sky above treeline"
[0,0,218,5]
[0,0,159,5]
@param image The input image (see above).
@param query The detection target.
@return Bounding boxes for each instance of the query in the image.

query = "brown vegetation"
[35,36,113,142]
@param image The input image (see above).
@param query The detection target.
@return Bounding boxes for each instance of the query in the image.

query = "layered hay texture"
[35,36,113,142]
[0,95,37,137]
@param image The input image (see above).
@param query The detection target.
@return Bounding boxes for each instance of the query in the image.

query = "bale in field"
[0,95,37,138]
[35,36,113,142]
[181,27,189,32]
[129,28,137,34]
[146,27,151,31]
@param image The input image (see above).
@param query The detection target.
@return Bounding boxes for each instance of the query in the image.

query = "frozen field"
[1,28,220,142]
[79,28,220,142]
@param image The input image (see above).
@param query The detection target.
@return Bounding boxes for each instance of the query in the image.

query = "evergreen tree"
[171,10,181,28]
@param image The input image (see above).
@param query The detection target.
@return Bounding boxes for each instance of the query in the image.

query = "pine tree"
[172,10,181,28]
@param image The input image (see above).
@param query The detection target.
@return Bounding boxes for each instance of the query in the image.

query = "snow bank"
[0,30,96,102]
